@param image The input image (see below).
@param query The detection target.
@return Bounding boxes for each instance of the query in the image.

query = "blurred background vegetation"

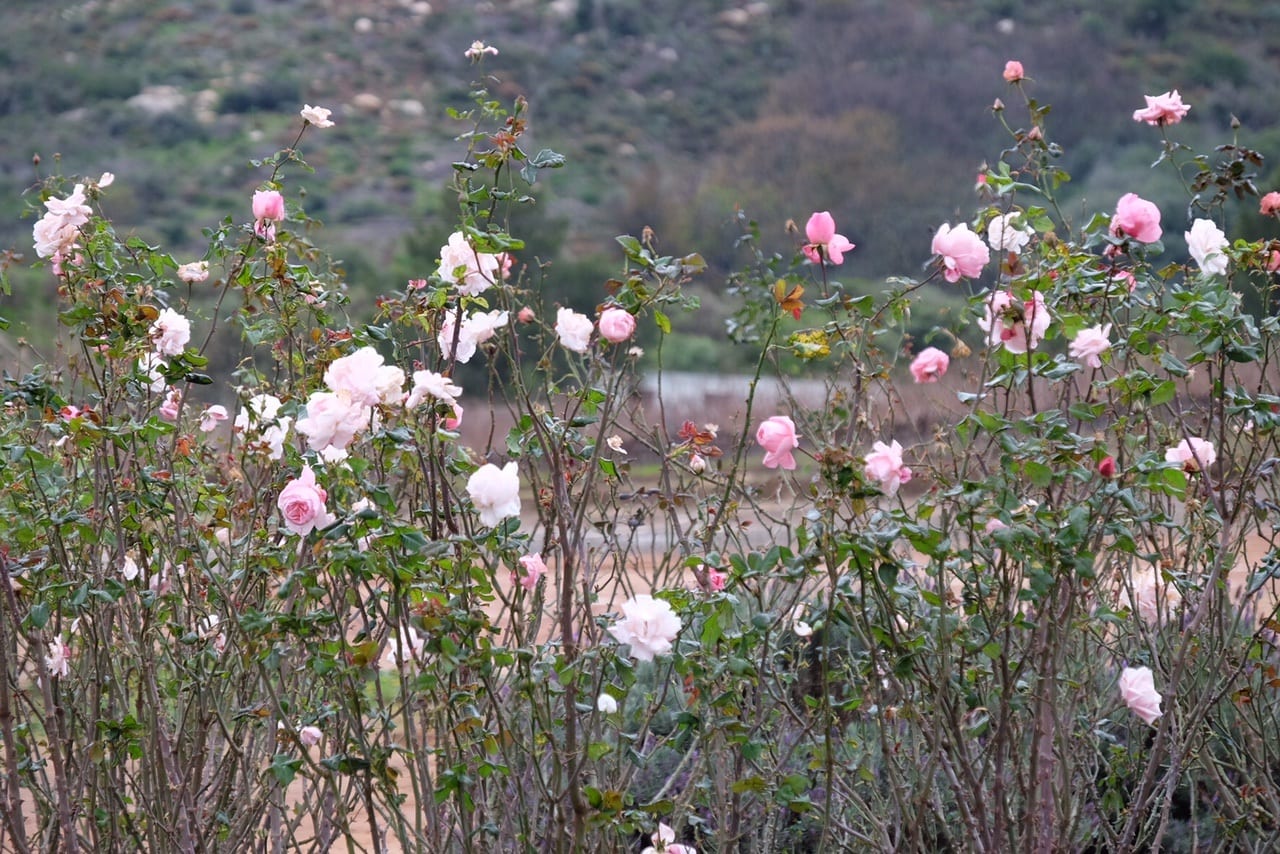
[4,0,1280,372]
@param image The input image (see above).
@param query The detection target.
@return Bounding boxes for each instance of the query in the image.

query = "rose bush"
[1,57,1279,854]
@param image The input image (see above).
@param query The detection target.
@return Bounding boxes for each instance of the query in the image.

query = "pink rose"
[253,189,285,241]
[150,308,192,357]
[277,466,334,536]
[300,104,335,128]
[608,595,681,662]
[298,725,323,746]
[405,370,462,409]
[1098,456,1117,478]
[864,439,912,495]
[978,290,1051,354]
[556,307,594,353]
[802,211,856,265]
[45,636,71,678]
[176,261,209,283]
[159,388,182,422]
[516,553,547,591]
[1132,90,1190,126]
[466,462,521,527]
[199,405,229,433]
[707,567,727,592]
[597,307,636,343]
[436,231,501,296]
[33,183,91,259]
[1068,323,1112,368]
[1110,193,1162,243]
[1118,665,1163,725]
[324,346,391,407]
[517,306,535,323]
[295,391,370,452]
[931,223,989,282]
[756,415,800,470]
[909,347,949,383]
[444,404,463,431]
[1261,192,1280,216]
[1165,437,1215,472]
[1002,60,1024,82]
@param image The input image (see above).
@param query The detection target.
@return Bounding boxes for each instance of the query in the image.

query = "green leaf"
[1023,460,1054,488]
[654,310,672,335]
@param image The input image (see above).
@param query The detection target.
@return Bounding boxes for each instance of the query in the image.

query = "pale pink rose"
[499,252,515,279]
[438,309,509,363]
[1185,219,1228,275]
[909,347,949,383]
[1118,666,1163,725]
[517,306,536,323]
[1110,193,1162,243]
[464,40,499,59]
[931,223,989,282]
[864,439,912,495]
[556,307,594,353]
[138,353,169,394]
[689,453,707,473]
[1127,567,1182,627]
[802,211,856,265]
[1165,437,1215,472]
[1132,90,1190,126]
[277,465,334,536]
[1260,192,1280,216]
[1269,251,1280,273]
[1110,269,1137,292]
[984,518,1008,534]
[298,725,323,746]
[756,415,800,470]
[176,261,209,283]
[252,189,285,222]
[986,212,1033,254]
[1002,60,1024,82]
[642,822,697,854]
[295,391,370,451]
[607,594,682,662]
[405,370,462,409]
[978,290,1051,354]
[597,307,637,343]
[159,388,182,422]
[300,104,335,128]
[707,567,727,592]
[96,172,115,188]
[444,404,463,431]
[596,693,619,714]
[466,462,521,527]
[516,553,547,591]
[198,405,228,432]
[373,365,405,406]
[33,183,91,258]
[45,636,71,677]
[383,626,426,669]
[436,231,501,296]
[235,393,283,429]
[150,308,191,357]
[324,347,390,406]
[1069,323,1112,368]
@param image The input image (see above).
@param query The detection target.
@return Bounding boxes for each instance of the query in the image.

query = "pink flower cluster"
[978,290,1051,354]
[297,347,404,453]
[437,231,502,296]
[33,184,92,262]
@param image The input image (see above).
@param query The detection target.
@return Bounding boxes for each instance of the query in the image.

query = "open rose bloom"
[608,595,682,662]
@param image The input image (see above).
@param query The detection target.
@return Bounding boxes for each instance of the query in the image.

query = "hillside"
[4,0,1280,362]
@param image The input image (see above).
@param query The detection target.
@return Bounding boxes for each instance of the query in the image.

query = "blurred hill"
[4,0,1280,365]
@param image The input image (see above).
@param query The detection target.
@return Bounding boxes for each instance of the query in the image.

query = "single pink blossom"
[150,308,192,357]
[466,462,521,527]
[405,370,462,409]
[1118,666,1163,725]
[598,307,636,343]
[931,223,989,282]
[295,390,370,452]
[300,104,335,128]
[436,231,501,296]
[1069,323,1112,368]
[277,466,335,536]
[707,567,727,592]
[516,554,547,591]
[802,211,856,265]
[909,347,949,383]
[198,405,228,433]
[45,636,71,677]
[444,403,463,431]
[33,183,91,259]
[864,440,912,495]
[298,725,323,746]
[325,346,394,407]
[1098,456,1117,478]
[464,40,499,59]
[517,306,535,323]
[1260,192,1280,216]
[176,261,209,283]
[756,415,800,470]
[984,518,1008,535]
[556,307,594,353]
[159,388,182,422]
[1132,91,1190,126]
[1002,60,1024,82]
[978,290,1052,354]
[252,189,284,241]
[608,595,681,662]
[1111,193,1162,243]
[1165,437,1215,473]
